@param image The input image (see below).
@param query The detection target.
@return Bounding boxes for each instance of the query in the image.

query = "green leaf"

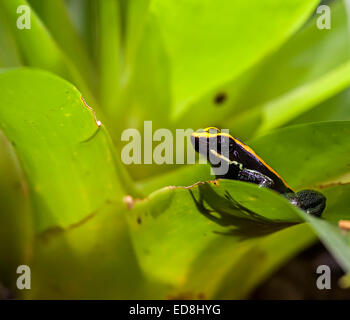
[0,7,22,67]
[146,0,319,118]
[184,222,316,299]
[94,0,122,117]
[300,210,350,272]
[256,61,350,136]
[123,0,152,69]
[126,15,172,132]
[0,133,32,289]
[137,163,212,196]
[288,89,350,126]
[127,179,316,298]
[28,0,95,92]
[224,0,350,138]
[0,68,122,232]
[306,183,350,273]
[249,121,350,190]
[0,0,96,106]
[24,203,163,299]
[172,0,350,137]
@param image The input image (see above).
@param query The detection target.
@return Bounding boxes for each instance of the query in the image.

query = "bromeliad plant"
[0,0,350,299]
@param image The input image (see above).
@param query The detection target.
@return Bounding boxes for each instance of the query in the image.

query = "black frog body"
[191,127,326,217]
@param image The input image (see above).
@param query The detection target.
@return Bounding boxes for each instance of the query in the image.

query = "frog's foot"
[284,190,326,217]
[295,189,326,217]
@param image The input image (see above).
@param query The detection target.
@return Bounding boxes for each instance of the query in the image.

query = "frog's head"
[191,127,234,164]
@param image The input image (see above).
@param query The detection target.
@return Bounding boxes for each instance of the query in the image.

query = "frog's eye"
[204,127,221,134]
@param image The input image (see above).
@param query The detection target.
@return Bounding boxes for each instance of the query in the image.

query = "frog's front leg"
[237,168,274,189]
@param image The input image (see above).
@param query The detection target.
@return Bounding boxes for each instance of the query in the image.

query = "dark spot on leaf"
[38,212,96,243]
[137,217,142,224]
[38,226,64,243]
[214,92,227,105]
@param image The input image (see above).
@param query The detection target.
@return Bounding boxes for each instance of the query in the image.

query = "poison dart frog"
[191,127,326,217]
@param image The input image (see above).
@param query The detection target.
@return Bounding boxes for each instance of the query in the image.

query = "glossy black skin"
[191,129,326,217]
[284,190,326,217]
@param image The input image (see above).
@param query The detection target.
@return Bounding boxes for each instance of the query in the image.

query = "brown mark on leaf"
[80,96,101,127]
[165,179,219,191]
[38,211,96,244]
[317,181,350,190]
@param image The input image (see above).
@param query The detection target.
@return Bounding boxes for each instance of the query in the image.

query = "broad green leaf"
[288,89,350,126]
[123,0,151,69]
[0,0,96,107]
[146,0,319,118]
[137,163,212,196]
[249,121,350,190]
[23,203,163,299]
[173,0,349,137]
[184,223,316,299]
[292,183,350,274]
[65,0,97,57]
[300,211,350,272]
[0,68,122,232]
[0,7,22,67]
[28,0,95,92]
[0,133,32,290]
[112,0,172,142]
[319,183,350,222]
[113,19,174,185]
[256,61,350,136]
[127,179,315,297]
[126,17,172,132]
[224,1,350,138]
[94,0,122,119]
[236,0,350,117]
